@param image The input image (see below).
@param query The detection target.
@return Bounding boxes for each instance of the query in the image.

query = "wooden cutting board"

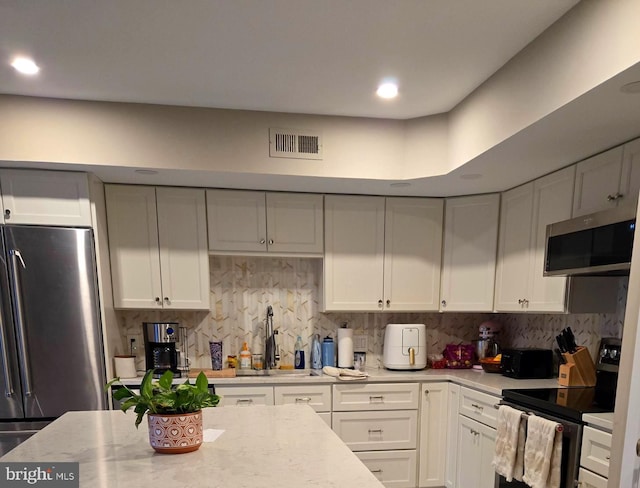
[187,368,236,378]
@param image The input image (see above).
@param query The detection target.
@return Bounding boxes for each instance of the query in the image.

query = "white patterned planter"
[147,411,203,454]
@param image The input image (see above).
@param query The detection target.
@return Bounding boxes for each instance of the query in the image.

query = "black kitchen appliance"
[500,348,554,379]
[594,337,621,409]
[143,322,181,377]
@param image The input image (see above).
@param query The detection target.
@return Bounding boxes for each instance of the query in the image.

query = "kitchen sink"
[235,369,316,378]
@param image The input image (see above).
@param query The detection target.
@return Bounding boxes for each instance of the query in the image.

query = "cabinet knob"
[155,297,161,303]
[4,209,10,218]
[386,299,390,306]
[378,299,383,307]
[441,299,447,307]
[636,438,640,457]
[607,194,616,201]
[260,239,266,244]
[607,193,623,201]
[164,297,170,304]
[268,239,274,245]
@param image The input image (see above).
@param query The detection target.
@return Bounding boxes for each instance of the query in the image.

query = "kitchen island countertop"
[0,406,384,488]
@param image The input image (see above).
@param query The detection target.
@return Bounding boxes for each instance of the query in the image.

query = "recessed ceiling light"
[377,82,398,99]
[135,169,159,175]
[390,182,410,188]
[460,173,483,180]
[621,81,640,94]
[10,57,40,75]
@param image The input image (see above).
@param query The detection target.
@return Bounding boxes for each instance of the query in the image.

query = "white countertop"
[0,406,384,488]
[582,412,614,432]
[116,367,560,396]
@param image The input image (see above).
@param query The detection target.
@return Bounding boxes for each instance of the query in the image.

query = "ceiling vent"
[269,128,323,160]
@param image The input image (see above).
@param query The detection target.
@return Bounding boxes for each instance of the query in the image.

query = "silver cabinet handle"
[471,403,484,411]
[369,395,384,402]
[386,299,390,306]
[236,398,254,405]
[377,299,383,307]
[441,299,446,307]
[368,429,383,434]
[294,397,311,403]
[607,193,624,201]
[260,239,266,244]
[4,209,10,219]
[155,296,161,304]
[424,389,429,396]
[8,250,32,397]
[268,239,274,245]
[370,468,383,473]
[164,297,170,302]
[518,299,524,304]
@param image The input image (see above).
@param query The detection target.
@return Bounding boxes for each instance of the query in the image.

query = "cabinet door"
[266,193,323,254]
[418,383,448,487]
[478,421,498,488]
[356,450,417,488]
[456,415,481,488]
[105,185,162,309]
[620,137,640,211]
[214,386,274,406]
[578,468,608,488]
[528,166,575,312]
[206,190,267,252]
[441,194,500,312]
[324,195,385,311]
[274,384,331,412]
[494,183,534,312]
[444,384,460,488]
[0,169,91,226]
[156,188,210,310]
[332,410,418,451]
[572,146,624,217]
[384,198,443,311]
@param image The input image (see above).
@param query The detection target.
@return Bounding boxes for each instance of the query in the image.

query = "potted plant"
[107,369,220,454]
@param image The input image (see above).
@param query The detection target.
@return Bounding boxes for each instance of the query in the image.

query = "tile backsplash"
[115,257,626,372]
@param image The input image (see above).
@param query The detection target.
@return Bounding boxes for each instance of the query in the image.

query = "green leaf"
[195,372,208,393]
[112,387,134,401]
[158,370,173,391]
[140,370,154,400]
[119,398,139,413]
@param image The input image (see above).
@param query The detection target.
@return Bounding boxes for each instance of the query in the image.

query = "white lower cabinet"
[333,383,419,488]
[578,467,607,488]
[418,382,448,487]
[456,387,499,488]
[317,412,332,428]
[356,450,417,488]
[214,386,274,407]
[274,384,331,413]
[444,384,460,488]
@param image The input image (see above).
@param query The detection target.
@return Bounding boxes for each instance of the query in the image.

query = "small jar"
[227,355,237,369]
[252,354,264,370]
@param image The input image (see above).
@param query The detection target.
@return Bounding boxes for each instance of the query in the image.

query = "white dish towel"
[492,405,525,481]
[321,366,369,381]
[522,414,562,488]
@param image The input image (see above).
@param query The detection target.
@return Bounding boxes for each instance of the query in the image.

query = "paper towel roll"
[114,356,137,378]
[337,327,354,368]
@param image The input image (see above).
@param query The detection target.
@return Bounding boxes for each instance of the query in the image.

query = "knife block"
[558,346,596,387]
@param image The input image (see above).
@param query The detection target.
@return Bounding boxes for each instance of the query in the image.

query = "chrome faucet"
[265,305,279,370]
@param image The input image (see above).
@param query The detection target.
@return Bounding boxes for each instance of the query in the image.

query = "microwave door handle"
[8,250,33,397]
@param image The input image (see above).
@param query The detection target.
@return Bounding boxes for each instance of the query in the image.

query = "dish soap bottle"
[239,342,252,369]
[294,336,305,369]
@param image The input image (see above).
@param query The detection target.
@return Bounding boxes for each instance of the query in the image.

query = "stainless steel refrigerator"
[0,226,107,455]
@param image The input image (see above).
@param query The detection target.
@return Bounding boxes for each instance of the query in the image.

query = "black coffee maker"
[594,337,621,409]
[143,322,181,378]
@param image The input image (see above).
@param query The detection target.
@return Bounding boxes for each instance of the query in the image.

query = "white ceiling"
[0,0,578,119]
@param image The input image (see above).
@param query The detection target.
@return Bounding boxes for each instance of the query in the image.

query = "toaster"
[383,324,427,370]
[501,348,554,379]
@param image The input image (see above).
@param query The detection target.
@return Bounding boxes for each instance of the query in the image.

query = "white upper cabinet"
[106,185,209,310]
[383,198,443,311]
[440,194,500,312]
[0,169,91,226]
[324,195,385,311]
[494,166,575,312]
[324,195,443,312]
[207,190,323,255]
[572,138,640,217]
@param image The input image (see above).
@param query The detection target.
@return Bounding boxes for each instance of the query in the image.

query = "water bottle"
[321,336,335,367]
[310,334,322,372]
[294,336,305,369]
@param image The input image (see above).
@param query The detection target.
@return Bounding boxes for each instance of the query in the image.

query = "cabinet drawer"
[215,386,274,406]
[333,383,419,411]
[580,426,612,478]
[578,468,607,488]
[356,450,417,488]
[274,385,331,412]
[332,410,418,451]
[459,387,500,428]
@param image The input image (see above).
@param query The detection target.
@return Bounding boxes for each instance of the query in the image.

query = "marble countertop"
[116,367,560,396]
[582,412,614,432]
[0,406,384,488]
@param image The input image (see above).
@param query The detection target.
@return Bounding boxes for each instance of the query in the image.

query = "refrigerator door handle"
[8,250,33,397]
[0,310,15,398]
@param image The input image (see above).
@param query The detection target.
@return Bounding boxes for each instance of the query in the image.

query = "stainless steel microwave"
[544,206,636,276]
